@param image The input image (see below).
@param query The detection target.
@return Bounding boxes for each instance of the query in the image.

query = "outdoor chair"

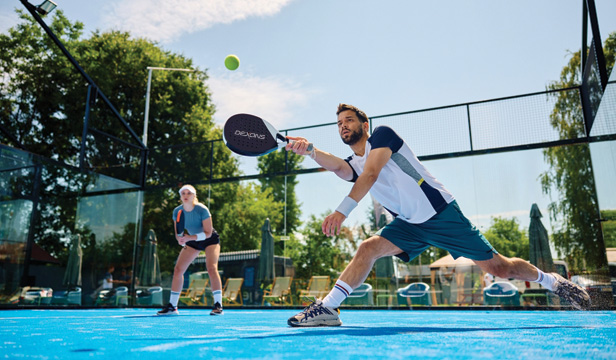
[222,278,244,306]
[342,283,373,306]
[136,286,163,306]
[262,276,293,306]
[51,287,82,305]
[179,278,209,306]
[96,286,128,306]
[397,282,432,306]
[299,276,330,303]
[19,287,53,305]
[483,281,520,306]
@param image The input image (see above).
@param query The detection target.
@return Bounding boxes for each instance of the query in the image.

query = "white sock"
[169,291,180,307]
[532,269,557,291]
[213,290,222,305]
[321,279,353,308]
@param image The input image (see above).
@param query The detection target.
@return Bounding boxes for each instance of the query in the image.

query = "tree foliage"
[256,148,304,237]
[540,32,615,271]
[600,210,616,248]
[482,217,529,260]
[0,10,287,283]
[288,213,355,280]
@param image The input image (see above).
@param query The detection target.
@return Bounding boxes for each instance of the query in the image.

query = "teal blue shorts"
[376,201,497,262]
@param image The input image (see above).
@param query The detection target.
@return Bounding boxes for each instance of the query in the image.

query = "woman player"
[157,184,224,315]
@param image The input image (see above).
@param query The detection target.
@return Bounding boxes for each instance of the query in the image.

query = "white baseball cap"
[178,185,196,196]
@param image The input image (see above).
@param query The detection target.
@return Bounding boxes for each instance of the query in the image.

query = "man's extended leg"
[474,253,591,310]
[323,235,403,306]
[287,236,403,327]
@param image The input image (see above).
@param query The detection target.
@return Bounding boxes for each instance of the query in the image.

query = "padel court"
[2,309,615,359]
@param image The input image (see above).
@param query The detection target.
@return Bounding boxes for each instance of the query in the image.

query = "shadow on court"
[125,324,592,342]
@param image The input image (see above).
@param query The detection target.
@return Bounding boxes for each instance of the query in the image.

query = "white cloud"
[208,73,316,130]
[102,0,293,43]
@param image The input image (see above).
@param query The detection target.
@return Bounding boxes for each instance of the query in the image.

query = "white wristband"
[196,232,206,241]
[335,196,358,217]
[309,149,316,160]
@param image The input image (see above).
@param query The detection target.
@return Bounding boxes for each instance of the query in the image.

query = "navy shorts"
[376,201,497,262]
[185,230,220,251]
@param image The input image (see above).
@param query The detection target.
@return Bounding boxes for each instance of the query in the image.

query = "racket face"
[223,114,284,156]
[175,209,185,236]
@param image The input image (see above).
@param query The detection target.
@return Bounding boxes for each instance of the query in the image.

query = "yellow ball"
[224,54,240,71]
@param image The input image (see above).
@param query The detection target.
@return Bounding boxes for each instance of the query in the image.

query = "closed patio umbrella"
[258,219,275,284]
[138,229,161,286]
[63,235,82,287]
[529,203,555,272]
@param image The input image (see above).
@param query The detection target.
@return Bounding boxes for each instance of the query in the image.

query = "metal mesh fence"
[371,106,470,157]
[370,89,582,157]
[468,92,565,150]
[138,86,615,188]
[589,69,616,137]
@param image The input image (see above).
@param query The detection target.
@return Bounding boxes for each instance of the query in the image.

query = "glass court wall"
[2,81,615,308]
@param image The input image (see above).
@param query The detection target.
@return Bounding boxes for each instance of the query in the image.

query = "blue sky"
[2,0,616,235]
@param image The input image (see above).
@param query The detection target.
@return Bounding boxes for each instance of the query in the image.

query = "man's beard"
[341,126,364,145]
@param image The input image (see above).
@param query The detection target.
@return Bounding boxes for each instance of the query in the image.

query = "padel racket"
[175,209,185,237]
[223,113,313,157]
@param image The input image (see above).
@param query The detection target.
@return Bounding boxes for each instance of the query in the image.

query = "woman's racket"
[175,209,185,237]
[223,113,313,157]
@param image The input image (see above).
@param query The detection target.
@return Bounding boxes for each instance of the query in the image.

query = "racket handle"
[289,140,313,154]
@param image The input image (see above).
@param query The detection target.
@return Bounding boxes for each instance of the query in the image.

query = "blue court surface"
[2,309,615,359]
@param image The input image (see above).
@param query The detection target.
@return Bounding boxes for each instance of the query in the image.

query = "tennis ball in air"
[224,54,240,71]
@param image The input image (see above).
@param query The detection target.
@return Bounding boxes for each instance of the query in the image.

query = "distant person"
[439,266,454,305]
[285,103,591,327]
[90,265,116,300]
[103,265,115,289]
[117,268,130,284]
[157,184,223,316]
[483,272,496,288]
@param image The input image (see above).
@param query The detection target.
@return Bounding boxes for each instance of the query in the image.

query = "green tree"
[289,213,354,280]
[257,149,304,237]
[600,210,616,248]
[0,10,84,161]
[482,217,529,260]
[214,182,284,252]
[541,32,615,271]
[0,10,253,281]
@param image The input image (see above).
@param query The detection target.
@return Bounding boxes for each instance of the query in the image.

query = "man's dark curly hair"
[336,103,369,123]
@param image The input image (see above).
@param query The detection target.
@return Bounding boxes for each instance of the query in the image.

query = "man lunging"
[285,103,590,327]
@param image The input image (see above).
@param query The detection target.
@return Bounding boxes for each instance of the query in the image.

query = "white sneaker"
[287,299,342,327]
[551,273,591,310]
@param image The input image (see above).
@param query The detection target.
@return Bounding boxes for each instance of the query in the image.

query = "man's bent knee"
[356,236,402,261]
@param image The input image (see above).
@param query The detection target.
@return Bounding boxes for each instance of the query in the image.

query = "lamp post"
[143,66,194,146]
[35,0,57,15]
[132,66,195,299]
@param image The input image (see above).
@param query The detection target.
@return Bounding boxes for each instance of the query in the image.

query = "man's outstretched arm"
[322,146,392,236]
[285,136,354,181]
